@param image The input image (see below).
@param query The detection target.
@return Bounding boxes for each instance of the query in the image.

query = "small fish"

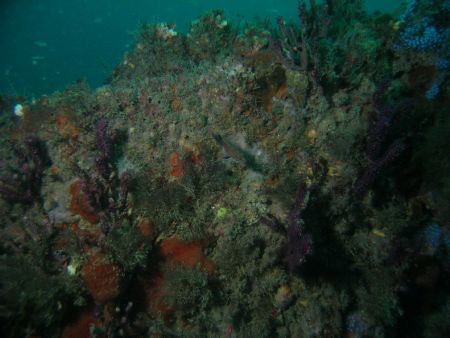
[212,133,245,162]
[34,41,48,47]
[212,133,263,173]
[31,56,46,60]
[372,229,386,237]
[32,57,48,65]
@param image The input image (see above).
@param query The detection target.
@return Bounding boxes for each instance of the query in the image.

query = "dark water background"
[0,0,401,97]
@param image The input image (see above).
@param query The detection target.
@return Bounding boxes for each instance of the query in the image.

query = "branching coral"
[0,136,50,204]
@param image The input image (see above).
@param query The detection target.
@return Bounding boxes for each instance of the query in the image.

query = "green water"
[0,0,402,97]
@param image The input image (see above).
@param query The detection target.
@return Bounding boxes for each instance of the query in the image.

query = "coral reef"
[1,1,450,337]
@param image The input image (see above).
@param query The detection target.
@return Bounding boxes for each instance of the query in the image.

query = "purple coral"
[96,118,112,158]
[0,136,50,204]
[95,154,110,179]
[283,223,313,271]
[118,171,130,208]
[286,182,308,227]
[354,140,406,198]
[78,169,131,228]
[95,118,113,179]
[283,182,313,271]
[367,80,395,161]
[74,119,131,227]
[354,82,407,198]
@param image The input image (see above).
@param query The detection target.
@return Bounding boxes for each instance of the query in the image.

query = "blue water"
[0,0,401,97]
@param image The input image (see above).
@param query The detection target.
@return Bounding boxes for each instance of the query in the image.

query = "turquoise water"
[0,0,401,97]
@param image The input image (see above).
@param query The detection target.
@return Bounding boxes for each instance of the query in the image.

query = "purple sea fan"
[118,171,130,206]
[367,108,394,162]
[283,182,313,271]
[95,118,113,179]
[0,136,50,204]
[354,138,406,198]
[367,80,395,161]
[283,223,313,271]
[287,182,308,228]
[96,118,111,158]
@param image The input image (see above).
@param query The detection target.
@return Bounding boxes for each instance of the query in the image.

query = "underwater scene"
[1,0,450,337]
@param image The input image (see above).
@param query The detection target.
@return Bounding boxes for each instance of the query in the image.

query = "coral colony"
[1,1,450,337]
